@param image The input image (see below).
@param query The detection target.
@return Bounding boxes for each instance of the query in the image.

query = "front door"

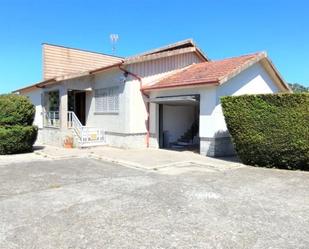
[75,92,86,125]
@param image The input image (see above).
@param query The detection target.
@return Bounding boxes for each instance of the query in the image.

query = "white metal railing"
[43,111,60,128]
[67,111,105,145]
[67,111,83,138]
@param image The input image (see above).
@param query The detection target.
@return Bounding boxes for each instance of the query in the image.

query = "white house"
[15,39,291,156]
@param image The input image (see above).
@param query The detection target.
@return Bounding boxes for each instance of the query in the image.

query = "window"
[95,86,119,113]
[44,90,59,112]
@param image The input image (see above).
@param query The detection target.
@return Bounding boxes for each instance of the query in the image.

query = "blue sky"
[0,0,308,93]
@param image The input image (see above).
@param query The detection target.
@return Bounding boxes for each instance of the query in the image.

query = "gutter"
[90,61,124,74]
[142,81,219,91]
[14,62,124,93]
[13,78,57,93]
[35,78,57,88]
[118,65,150,148]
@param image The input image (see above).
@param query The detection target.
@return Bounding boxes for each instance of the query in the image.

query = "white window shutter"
[95,87,119,113]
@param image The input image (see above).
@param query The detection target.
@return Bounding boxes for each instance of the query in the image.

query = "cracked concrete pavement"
[0,156,308,248]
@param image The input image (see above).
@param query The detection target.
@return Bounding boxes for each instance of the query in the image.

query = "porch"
[41,88,105,147]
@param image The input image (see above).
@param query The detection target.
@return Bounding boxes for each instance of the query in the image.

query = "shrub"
[0,94,35,126]
[0,125,38,154]
[0,94,38,154]
[221,93,309,170]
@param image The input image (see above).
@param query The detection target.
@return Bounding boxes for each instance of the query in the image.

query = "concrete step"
[170,141,194,148]
[79,142,107,148]
[170,144,186,149]
[177,141,193,146]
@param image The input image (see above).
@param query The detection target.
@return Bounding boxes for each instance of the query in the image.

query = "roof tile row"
[143,53,262,90]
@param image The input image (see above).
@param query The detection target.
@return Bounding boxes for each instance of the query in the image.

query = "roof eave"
[142,81,219,92]
[89,61,124,74]
[261,58,292,92]
[217,52,291,93]
[218,52,267,85]
[13,78,57,93]
[195,46,209,62]
[13,62,124,93]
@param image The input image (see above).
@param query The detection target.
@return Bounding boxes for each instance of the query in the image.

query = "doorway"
[68,90,86,125]
[155,95,200,152]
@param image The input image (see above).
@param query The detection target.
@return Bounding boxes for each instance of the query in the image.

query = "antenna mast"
[110,34,119,54]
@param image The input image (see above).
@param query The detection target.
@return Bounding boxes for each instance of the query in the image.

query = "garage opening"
[151,95,200,152]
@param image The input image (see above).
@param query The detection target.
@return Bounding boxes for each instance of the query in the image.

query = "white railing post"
[67,111,71,128]
[43,111,60,128]
[67,111,105,146]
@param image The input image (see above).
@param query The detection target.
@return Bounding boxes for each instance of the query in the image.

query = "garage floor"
[0,158,308,248]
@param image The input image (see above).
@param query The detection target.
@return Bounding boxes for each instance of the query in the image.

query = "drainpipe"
[118,65,150,148]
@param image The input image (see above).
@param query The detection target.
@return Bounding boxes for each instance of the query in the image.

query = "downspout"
[118,65,150,148]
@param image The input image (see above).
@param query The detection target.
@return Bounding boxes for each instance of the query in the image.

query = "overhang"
[125,39,209,63]
[148,95,199,105]
[13,62,124,94]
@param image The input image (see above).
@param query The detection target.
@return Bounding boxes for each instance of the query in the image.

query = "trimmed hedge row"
[221,93,309,170]
[0,94,38,155]
[0,94,35,126]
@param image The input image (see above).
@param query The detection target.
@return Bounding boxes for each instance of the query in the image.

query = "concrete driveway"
[0,157,308,248]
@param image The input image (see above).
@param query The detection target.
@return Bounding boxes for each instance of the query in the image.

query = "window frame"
[94,86,120,114]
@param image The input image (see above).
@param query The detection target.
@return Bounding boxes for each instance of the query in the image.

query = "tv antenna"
[110,34,119,54]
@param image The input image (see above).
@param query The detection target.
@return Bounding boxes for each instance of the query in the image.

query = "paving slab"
[89,146,243,170]
[32,145,244,173]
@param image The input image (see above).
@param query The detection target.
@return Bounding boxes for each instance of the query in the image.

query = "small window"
[95,86,119,113]
[44,90,59,112]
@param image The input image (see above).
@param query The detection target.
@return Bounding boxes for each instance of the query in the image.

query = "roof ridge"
[125,39,209,62]
[212,51,266,62]
[127,39,194,58]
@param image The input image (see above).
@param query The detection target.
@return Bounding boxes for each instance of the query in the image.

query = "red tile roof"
[143,52,265,90]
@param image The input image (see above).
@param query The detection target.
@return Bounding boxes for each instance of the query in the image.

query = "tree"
[288,83,309,93]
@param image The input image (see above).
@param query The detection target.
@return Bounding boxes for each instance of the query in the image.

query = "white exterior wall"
[87,68,129,133]
[24,88,43,128]
[162,105,195,143]
[125,78,147,133]
[212,62,280,137]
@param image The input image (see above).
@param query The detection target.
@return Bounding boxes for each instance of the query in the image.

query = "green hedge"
[221,93,309,170]
[0,94,38,154]
[0,125,38,154]
[0,94,35,126]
